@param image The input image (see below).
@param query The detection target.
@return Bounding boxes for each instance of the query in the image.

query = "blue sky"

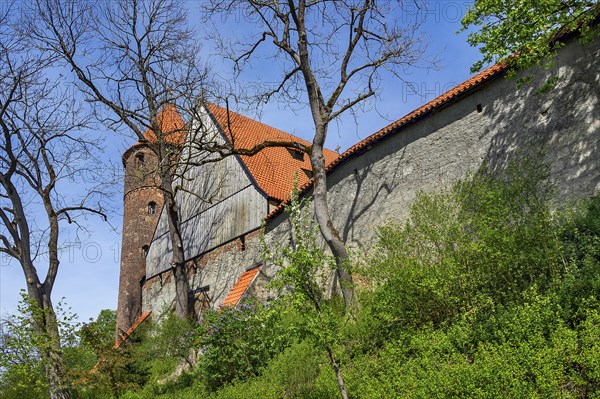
[0,0,483,323]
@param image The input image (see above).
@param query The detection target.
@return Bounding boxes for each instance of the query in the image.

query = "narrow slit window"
[148,201,157,215]
[135,152,145,166]
[142,245,149,258]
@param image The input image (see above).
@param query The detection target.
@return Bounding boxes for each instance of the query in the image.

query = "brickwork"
[117,145,164,336]
[141,229,264,315]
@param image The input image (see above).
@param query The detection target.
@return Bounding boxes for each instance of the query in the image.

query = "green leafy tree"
[264,193,350,399]
[197,298,289,391]
[77,310,150,399]
[369,159,563,334]
[0,294,79,399]
[461,0,599,76]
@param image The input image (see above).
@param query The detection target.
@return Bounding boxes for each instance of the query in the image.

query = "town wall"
[142,35,600,313]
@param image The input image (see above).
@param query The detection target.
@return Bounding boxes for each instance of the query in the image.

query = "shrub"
[196,298,291,391]
[369,161,564,333]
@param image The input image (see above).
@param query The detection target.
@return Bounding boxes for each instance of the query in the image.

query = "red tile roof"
[266,61,509,220]
[207,104,338,202]
[86,310,153,380]
[221,266,261,308]
[142,104,187,146]
[114,310,152,349]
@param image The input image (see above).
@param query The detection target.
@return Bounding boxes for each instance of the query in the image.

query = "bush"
[196,298,291,391]
[368,161,564,333]
[69,161,600,399]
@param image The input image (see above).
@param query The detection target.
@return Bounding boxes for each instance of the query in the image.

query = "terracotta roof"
[114,310,152,349]
[207,104,338,202]
[141,104,187,146]
[266,61,509,220]
[221,266,261,308]
[86,310,153,380]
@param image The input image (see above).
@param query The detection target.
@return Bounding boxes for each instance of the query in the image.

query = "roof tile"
[266,61,508,220]
[142,104,187,145]
[221,267,261,308]
[207,104,338,202]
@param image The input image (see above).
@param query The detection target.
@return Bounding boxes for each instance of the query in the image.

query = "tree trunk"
[310,126,356,309]
[27,284,71,399]
[43,308,71,399]
[159,168,190,318]
[326,346,348,399]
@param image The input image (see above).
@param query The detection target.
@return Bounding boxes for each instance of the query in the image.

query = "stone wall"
[141,35,599,313]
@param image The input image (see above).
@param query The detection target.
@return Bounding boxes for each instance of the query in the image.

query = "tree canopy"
[461,0,599,75]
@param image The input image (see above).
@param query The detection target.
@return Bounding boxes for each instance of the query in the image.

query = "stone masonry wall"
[141,35,599,313]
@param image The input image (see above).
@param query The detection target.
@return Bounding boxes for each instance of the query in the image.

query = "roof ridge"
[207,103,320,148]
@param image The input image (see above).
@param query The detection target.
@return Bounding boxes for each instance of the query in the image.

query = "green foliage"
[208,340,337,399]
[262,191,352,398]
[196,298,290,391]
[348,290,600,398]
[264,194,348,351]
[0,317,48,399]
[369,161,563,334]
[0,292,80,399]
[138,312,195,378]
[461,0,599,78]
[71,309,150,399]
[17,159,595,399]
[350,161,600,397]
[113,174,600,398]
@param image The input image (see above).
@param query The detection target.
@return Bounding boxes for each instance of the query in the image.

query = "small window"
[301,168,313,179]
[287,148,304,161]
[147,201,157,215]
[240,236,246,252]
[142,245,149,258]
[135,152,145,166]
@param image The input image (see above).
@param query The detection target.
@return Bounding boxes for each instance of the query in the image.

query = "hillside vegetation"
[2,160,599,398]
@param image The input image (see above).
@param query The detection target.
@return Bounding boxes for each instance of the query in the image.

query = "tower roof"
[141,104,187,145]
[122,104,188,165]
[206,103,338,202]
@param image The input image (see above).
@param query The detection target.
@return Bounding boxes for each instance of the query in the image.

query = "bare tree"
[26,0,211,323]
[202,0,430,311]
[200,2,431,397]
[0,7,107,399]
[28,0,326,328]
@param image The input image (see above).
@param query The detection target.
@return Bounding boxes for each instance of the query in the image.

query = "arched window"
[141,245,149,258]
[147,201,157,215]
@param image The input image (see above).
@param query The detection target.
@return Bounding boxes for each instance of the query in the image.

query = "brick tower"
[116,143,163,337]
[116,105,186,336]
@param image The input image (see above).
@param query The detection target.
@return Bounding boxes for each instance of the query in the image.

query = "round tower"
[116,143,163,337]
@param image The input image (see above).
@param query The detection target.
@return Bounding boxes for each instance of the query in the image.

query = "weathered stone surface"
[138,35,599,318]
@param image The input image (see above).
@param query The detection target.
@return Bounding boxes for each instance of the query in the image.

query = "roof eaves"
[264,62,508,221]
[114,310,152,349]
